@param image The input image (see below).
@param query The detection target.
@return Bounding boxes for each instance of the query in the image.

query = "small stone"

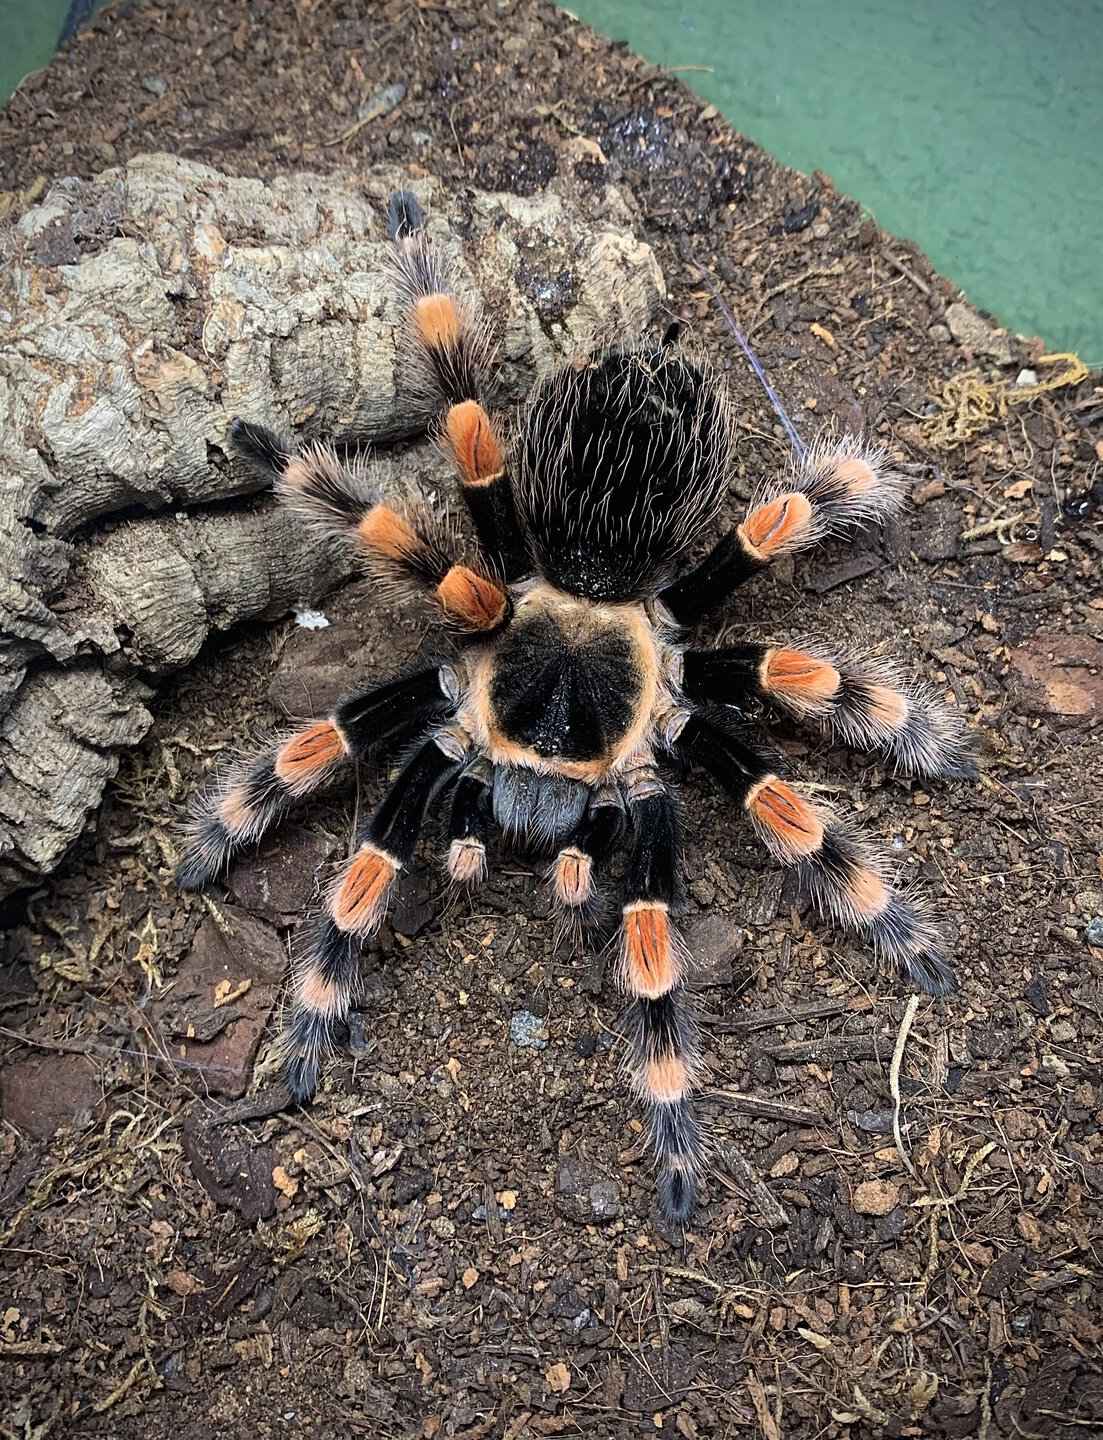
[853,1178,901,1216]
[1085,917,1103,948]
[682,912,742,986]
[912,477,947,505]
[156,907,284,1098]
[688,877,716,907]
[1023,976,1051,1015]
[141,75,167,96]
[944,301,1013,364]
[1008,635,1103,720]
[294,607,329,629]
[847,1109,895,1135]
[0,1053,101,1138]
[509,1010,547,1050]
[927,323,951,343]
[544,1362,571,1395]
[980,1249,1024,1299]
[230,825,337,924]
[588,1179,621,1218]
[745,873,785,927]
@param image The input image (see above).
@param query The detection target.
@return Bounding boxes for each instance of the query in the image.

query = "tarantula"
[178,190,974,1221]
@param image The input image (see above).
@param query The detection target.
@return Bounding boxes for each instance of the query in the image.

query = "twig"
[713,1142,791,1228]
[881,248,932,297]
[708,1089,820,1127]
[713,997,849,1033]
[762,1032,895,1064]
[890,995,920,1179]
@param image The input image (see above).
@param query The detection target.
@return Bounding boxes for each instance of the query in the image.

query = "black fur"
[803,830,956,996]
[228,418,293,478]
[387,189,424,240]
[175,814,235,890]
[681,645,763,706]
[490,611,641,763]
[651,1104,703,1213]
[177,753,284,890]
[630,993,689,1062]
[660,531,764,624]
[285,920,361,1101]
[367,734,465,865]
[461,477,532,584]
[674,709,778,804]
[574,790,627,866]
[622,791,681,908]
[515,347,732,602]
[336,665,455,754]
[447,765,494,847]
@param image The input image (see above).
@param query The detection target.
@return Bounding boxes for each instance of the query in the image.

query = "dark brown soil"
[2,3,1102,1437]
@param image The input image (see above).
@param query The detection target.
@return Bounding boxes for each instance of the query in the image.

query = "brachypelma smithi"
[177,190,975,1221]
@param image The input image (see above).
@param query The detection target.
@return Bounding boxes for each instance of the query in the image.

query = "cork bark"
[0,154,664,897]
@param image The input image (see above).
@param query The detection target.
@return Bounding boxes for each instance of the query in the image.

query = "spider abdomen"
[515,347,735,602]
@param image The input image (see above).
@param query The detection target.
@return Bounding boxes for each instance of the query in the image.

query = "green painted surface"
[0,0,74,103]
[570,0,1103,364]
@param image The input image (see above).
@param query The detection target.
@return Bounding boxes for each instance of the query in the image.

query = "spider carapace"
[178,190,975,1221]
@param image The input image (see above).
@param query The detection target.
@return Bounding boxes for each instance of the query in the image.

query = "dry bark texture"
[0,154,664,897]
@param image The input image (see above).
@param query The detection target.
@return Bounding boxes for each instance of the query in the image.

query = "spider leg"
[659,434,906,624]
[618,776,705,1222]
[674,708,957,996]
[285,726,469,1099]
[176,665,459,889]
[445,756,494,885]
[550,784,626,919]
[229,419,511,636]
[682,644,977,780]
[387,190,531,582]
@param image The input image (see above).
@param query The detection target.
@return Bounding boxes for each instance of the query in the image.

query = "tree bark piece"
[0,154,664,896]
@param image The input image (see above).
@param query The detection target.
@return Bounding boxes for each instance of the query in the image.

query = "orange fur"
[748,778,825,859]
[622,902,678,999]
[332,846,397,934]
[447,837,487,885]
[554,848,593,908]
[415,293,460,350]
[765,650,841,705]
[843,867,890,918]
[218,784,258,836]
[281,454,319,495]
[645,1055,690,1103]
[275,721,347,790]
[444,400,503,487]
[436,565,509,632]
[832,456,878,493]
[358,504,421,563]
[739,492,814,557]
[864,684,909,729]
[297,970,339,1016]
